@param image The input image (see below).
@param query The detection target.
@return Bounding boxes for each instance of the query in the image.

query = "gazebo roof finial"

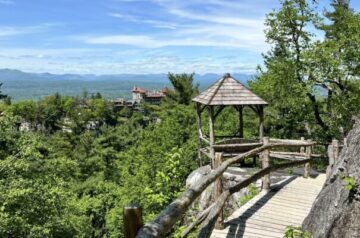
[224,73,231,78]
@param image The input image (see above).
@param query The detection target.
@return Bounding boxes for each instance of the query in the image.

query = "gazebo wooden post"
[196,103,203,166]
[239,106,244,138]
[208,106,215,168]
[259,106,264,140]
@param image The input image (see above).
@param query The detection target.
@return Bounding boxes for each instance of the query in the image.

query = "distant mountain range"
[0,69,254,101]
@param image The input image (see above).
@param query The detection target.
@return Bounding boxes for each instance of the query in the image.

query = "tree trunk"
[307,93,329,131]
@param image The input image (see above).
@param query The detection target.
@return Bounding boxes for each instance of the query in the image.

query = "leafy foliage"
[0,92,198,237]
[342,176,357,191]
[250,0,360,141]
[284,226,311,238]
[240,184,260,205]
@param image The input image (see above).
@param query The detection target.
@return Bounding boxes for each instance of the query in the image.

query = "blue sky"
[0,0,359,74]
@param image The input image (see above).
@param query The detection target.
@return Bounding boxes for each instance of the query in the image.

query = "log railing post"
[239,106,244,138]
[261,137,270,191]
[196,103,203,167]
[259,106,264,140]
[304,139,312,178]
[213,152,224,230]
[300,137,305,154]
[208,106,215,168]
[123,205,142,238]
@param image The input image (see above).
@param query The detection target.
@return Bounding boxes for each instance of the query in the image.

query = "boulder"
[303,120,360,238]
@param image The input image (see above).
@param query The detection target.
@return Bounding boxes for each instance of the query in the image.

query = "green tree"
[306,0,360,137]
[250,0,318,138]
[251,0,360,140]
[167,73,199,105]
[0,130,79,237]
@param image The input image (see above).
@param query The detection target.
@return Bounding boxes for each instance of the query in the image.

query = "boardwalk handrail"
[136,139,316,238]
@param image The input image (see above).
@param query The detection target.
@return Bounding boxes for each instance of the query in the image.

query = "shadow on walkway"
[224,176,298,238]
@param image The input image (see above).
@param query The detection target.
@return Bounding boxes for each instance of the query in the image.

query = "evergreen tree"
[167,73,199,105]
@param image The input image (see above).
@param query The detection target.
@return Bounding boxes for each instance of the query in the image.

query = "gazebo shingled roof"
[192,73,268,106]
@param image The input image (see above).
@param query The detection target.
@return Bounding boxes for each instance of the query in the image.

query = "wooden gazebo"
[192,73,268,166]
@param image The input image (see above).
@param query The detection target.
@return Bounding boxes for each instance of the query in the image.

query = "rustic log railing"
[125,137,343,238]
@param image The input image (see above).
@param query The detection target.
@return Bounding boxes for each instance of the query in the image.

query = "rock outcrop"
[303,120,360,238]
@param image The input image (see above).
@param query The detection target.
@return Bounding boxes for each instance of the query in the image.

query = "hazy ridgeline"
[0,69,252,100]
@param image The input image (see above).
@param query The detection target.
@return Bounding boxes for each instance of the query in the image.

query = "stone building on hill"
[112,86,172,110]
[132,86,172,104]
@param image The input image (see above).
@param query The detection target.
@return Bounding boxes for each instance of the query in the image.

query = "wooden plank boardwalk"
[211,174,326,238]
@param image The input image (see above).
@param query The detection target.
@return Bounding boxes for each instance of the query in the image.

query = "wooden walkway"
[211,174,326,238]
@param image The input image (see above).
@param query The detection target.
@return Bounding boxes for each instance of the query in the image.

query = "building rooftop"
[132,86,147,94]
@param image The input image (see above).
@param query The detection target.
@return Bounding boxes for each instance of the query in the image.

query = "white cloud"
[82,33,267,52]
[0,47,258,74]
[109,13,179,29]
[167,8,265,28]
[103,0,269,52]
[0,27,25,37]
[0,24,53,38]
[84,35,157,46]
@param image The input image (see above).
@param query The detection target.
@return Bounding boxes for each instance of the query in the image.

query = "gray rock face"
[303,121,360,238]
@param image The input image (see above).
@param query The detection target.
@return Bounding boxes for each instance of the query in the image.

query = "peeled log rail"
[269,138,310,144]
[269,152,305,160]
[270,151,325,160]
[212,143,263,149]
[200,148,211,159]
[200,136,210,145]
[196,158,313,238]
[270,151,324,157]
[136,140,316,238]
